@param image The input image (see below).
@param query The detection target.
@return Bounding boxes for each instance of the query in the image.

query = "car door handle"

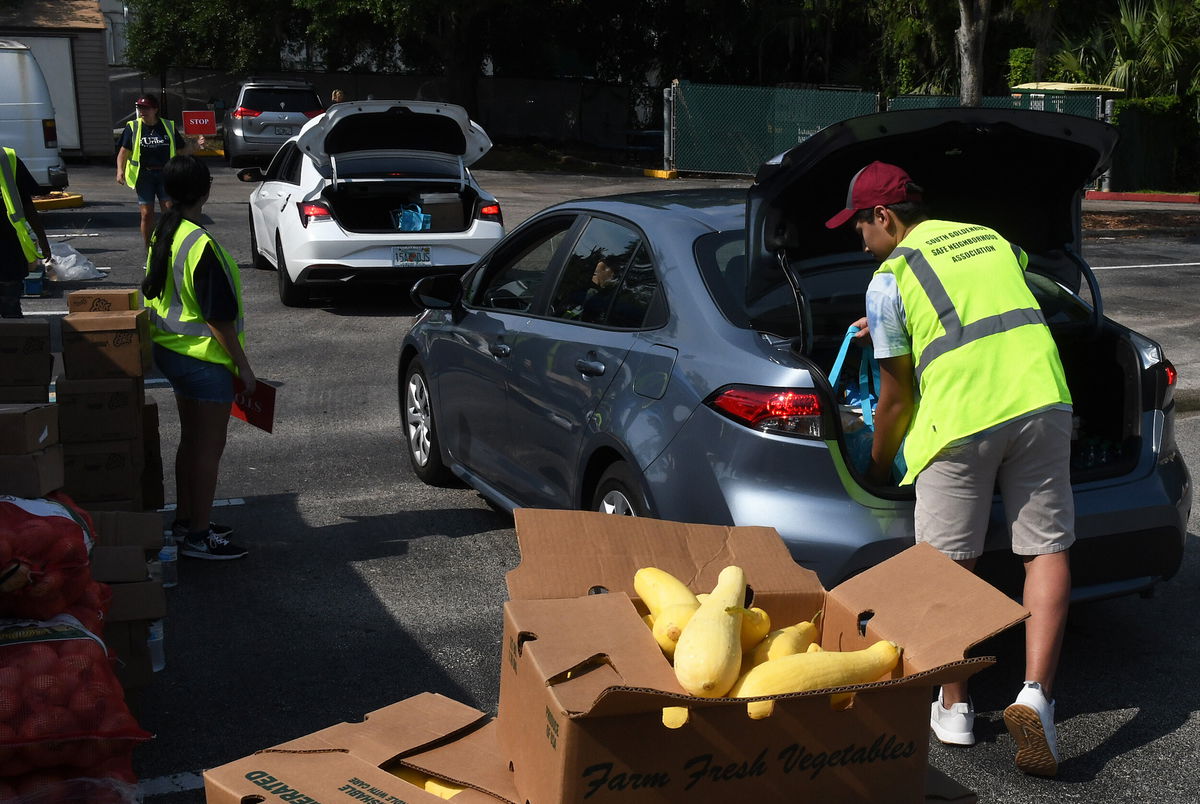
[490,343,511,358]
[575,358,606,376]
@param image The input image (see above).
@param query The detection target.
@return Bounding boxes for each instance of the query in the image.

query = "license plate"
[393,246,432,267]
[273,125,294,136]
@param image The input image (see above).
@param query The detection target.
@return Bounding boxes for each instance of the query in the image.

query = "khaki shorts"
[914,409,1076,561]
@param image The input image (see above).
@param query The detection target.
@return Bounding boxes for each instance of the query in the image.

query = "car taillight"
[42,119,57,149]
[1155,359,1177,409]
[231,107,261,119]
[706,386,825,438]
[297,201,331,227]
[303,109,324,119]
[477,203,503,226]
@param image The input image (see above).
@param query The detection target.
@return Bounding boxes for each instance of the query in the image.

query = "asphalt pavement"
[20,162,1200,804]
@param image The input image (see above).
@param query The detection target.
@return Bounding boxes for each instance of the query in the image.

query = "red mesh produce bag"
[0,774,140,803]
[0,615,151,780]
[61,582,110,641]
[0,496,96,621]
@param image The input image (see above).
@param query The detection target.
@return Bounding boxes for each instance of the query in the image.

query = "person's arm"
[207,320,255,395]
[115,125,132,183]
[867,353,914,485]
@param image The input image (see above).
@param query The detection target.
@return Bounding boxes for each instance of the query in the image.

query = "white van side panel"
[0,42,68,188]
[19,38,79,151]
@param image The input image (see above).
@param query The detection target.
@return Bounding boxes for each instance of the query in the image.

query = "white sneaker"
[930,688,975,746]
[1003,681,1060,777]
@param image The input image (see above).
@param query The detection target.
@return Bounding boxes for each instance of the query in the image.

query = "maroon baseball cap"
[134,95,159,109]
[824,161,921,229]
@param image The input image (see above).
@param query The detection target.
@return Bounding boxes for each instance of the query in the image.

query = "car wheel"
[247,209,269,270]
[276,236,308,307]
[402,361,453,485]
[592,461,646,516]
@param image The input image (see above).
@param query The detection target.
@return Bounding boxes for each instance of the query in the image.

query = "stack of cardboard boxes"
[205,510,1026,803]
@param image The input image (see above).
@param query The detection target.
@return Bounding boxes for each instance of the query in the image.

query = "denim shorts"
[154,344,234,403]
[136,169,171,206]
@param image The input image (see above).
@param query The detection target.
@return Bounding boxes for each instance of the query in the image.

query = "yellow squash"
[730,640,901,719]
[741,618,820,674]
[738,607,772,653]
[634,567,698,616]
[672,565,746,697]
[652,602,699,658]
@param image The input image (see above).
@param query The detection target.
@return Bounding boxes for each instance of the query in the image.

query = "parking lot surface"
[23,163,1200,803]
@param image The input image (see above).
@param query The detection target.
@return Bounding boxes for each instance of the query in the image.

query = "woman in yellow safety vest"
[142,155,252,560]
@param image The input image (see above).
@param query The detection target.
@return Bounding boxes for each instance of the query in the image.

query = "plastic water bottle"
[158,541,178,589]
[148,619,166,672]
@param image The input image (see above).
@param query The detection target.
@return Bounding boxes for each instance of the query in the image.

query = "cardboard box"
[497,510,1026,804]
[104,619,153,690]
[67,288,141,314]
[0,403,58,454]
[204,693,520,804]
[141,399,164,511]
[0,386,49,404]
[54,376,145,443]
[0,443,63,498]
[60,310,151,380]
[82,498,143,512]
[90,545,151,583]
[88,509,165,549]
[0,320,52,387]
[62,439,144,503]
[106,579,166,622]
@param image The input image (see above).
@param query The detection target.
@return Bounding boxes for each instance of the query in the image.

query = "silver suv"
[224,79,323,167]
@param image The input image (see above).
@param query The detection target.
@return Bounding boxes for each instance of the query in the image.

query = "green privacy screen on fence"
[666,81,1104,175]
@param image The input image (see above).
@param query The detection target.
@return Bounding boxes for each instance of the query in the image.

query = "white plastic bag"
[48,242,105,281]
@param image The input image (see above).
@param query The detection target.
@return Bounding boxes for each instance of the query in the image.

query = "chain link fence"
[666,81,1105,175]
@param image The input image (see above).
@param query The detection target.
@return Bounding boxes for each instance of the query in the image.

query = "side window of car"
[548,218,656,328]
[280,146,303,185]
[264,144,291,182]
[473,217,576,312]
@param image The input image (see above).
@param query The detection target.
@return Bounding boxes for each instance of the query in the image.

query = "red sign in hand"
[182,110,216,136]
[231,379,276,433]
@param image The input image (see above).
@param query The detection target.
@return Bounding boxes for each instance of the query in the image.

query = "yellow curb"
[195,149,225,157]
[33,192,84,210]
[644,168,678,179]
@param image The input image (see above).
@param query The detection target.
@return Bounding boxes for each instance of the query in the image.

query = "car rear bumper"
[286,222,503,283]
[296,263,476,285]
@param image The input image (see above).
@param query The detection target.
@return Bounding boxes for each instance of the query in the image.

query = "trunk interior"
[323,182,480,234]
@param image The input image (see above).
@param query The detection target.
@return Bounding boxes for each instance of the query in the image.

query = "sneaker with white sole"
[179,530,248,560]
[1003,681,1059,777]
[930,688,975,746]
[171,520,234,544]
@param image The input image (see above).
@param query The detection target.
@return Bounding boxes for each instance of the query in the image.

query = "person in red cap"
[115,95,205,246]
[827,161,1074,777]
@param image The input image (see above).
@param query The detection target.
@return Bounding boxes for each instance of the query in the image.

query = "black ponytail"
[141,155,212,300]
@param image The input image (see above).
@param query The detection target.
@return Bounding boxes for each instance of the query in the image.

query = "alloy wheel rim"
[598,490,635,516]
[406,374,432,466]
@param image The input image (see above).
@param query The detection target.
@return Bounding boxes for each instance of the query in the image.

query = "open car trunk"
[322,182,481,234]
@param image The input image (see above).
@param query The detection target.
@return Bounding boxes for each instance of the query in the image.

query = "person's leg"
[184,399,230,534]
[1021,551,1071,693]
[138,203,155,247]
[173,393,199,529]
[0,279,24,318]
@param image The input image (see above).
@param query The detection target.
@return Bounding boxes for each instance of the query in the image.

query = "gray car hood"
[746,107,1119,277]
[297,100,492,173]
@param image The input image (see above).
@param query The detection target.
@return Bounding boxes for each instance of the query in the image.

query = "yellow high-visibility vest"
[124,118,177,188]
[1,147,43,263]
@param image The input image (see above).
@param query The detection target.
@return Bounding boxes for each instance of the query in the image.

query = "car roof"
[546,188,747,233]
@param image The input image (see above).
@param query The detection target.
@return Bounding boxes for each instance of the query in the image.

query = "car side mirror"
[237,167,265,183]
[411,274,463,309]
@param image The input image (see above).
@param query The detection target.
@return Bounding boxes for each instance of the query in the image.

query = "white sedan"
[238,100,505,306]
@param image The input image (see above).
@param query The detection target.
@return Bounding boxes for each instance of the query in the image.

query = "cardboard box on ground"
[206,510,1021,803]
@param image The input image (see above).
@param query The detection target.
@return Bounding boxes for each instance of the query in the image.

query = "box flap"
[507,509,824,623]
[310,692,489,766]
[828,544,1028,671]
[61,310,146,333]
[507,593,687,712]
[402,720,521,803]
[89,546,149,583]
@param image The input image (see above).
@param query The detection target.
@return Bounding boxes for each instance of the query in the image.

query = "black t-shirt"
[1,156,39,281]
[192,241,238,321]
[118,119,186,169]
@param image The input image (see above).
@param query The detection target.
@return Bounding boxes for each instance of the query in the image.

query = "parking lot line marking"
[139,771,205,796]
[47,232,100,238]
[1091,261,1200,270]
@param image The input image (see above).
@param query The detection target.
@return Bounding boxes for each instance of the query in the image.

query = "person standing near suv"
[0,145,51,318]
[116,95,203,247]
[826,161,1074,778]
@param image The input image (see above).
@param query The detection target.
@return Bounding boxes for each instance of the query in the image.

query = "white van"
[0,39,68,189]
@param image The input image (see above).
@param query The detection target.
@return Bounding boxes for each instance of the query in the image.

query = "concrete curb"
[1083,227,1198,238]
[1086,190,1199,204]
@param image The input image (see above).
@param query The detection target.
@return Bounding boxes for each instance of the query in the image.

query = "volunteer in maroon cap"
[827,161,1074,778]
[115,95,205,247]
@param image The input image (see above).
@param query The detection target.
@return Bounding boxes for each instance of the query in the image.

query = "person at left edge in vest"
[0,146,51,318]
[143,155,251,560]
[826,162,1074,778]
[116,95,205,247]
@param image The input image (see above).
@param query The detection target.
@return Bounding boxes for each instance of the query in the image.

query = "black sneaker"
[179,530,248,560]
[172,520,234,544]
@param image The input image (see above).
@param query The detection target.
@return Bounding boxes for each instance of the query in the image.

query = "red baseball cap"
[135,95,159,109]
[824,161,921,229]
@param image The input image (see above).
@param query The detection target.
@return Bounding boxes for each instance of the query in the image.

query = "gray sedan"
[400,107,1191,596]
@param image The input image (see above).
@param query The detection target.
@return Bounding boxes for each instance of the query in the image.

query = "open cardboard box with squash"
[497,509,1028,803]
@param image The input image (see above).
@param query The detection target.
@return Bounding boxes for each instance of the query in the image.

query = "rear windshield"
[241,88,321,113]
[330,153,462,180]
